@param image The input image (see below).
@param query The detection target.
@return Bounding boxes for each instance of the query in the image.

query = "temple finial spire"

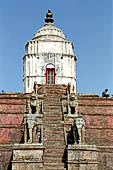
[45,9,54,23]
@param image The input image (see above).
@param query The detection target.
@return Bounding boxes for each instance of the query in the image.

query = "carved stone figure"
[24,114,38,143]
[62,93,78,115]
[27,99,32,114]
[73,122,79,144]
[27,95,43,115]
[27,114,37,143]
[69,94,78,114]
[73,117,85,144]
[24,90,43,143]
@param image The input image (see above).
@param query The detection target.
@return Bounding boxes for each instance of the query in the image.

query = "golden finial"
[45,9,54,23]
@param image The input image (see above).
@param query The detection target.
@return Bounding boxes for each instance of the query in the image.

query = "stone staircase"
[43,85,66,170]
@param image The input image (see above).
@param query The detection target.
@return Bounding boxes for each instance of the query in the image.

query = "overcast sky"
[0,0,112,96]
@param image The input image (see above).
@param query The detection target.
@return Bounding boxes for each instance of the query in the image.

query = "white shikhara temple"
[23,10,77,93]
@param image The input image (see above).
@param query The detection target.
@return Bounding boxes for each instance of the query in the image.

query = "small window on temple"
[71,107,75,114]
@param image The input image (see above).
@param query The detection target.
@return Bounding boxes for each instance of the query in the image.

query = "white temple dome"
[33,10,66,41]
[33,23,66,41]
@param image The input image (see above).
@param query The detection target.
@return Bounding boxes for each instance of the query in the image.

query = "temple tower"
[23,10,77,93]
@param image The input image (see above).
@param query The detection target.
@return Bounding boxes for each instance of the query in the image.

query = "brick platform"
[0,86,113,170]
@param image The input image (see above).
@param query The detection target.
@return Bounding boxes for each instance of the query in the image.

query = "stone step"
[44,130,64,135]
[43,129,64,133]
[43,138,64,142]
[44,134,64,137]
[43,127,63,131]
[44,138,64,143]
[45,167,66,170]
[44,106,61,109]
[44,131,64,135]
[45,145,65,149]
[44,152,64,157]
[44,162,65,168]
[45,168,65,170]
[44,148,64,152]
[44,109,62,113]
[45,90,64,94]
[43,117,62,121]
[44,140,65,145]
[44,113,62,116]
[44,156,63,161]
[44,105,61,109]
[44,122,63,125]
[46,89,64,92]
[43,121,62,124]
[44,128,64,134]
[40,86,67,170]
[44,156,65,161]
[44,100,61,104]
[44,113,63,117]
[43,123,63,127]
[43,118,62,121]
[44,102,61,105]
[44,96,61,100]
[45,160,65,169]
[44,130,64,134]
[44,111,62,114]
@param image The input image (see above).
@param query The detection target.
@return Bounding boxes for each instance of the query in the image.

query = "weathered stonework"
[67,144,98,170]
[12,144,44,170]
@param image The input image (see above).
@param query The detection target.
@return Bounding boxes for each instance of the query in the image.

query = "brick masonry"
[0,87,113,170]
[78,94,113,170]
[0,93,26,170]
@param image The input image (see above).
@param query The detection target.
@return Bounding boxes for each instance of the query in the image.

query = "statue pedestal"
[67,144,98,170]
[12,143,44,170]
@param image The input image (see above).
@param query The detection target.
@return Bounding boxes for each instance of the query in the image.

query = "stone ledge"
[0,102,26,105]
[66,161,98,164]
[12,160,44,163]
[79,113,113,116]
[0,125,23,128]
[85,126,113,129]
[64,114,78,118]
[0,93,26,99]
[79,104,113,106]
[13,143,44,149]
[24,113,43,118]
[97,146,113,149]
[0,112,24,114]
[67,144,97,151]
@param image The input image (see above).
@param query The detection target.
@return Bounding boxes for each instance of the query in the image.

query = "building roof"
[33,23,66,41]
[33,10,66,41]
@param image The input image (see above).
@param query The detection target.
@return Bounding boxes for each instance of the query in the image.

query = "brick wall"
[78,94,113,170]
[0,89,113,170]
[0,93,26,170]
